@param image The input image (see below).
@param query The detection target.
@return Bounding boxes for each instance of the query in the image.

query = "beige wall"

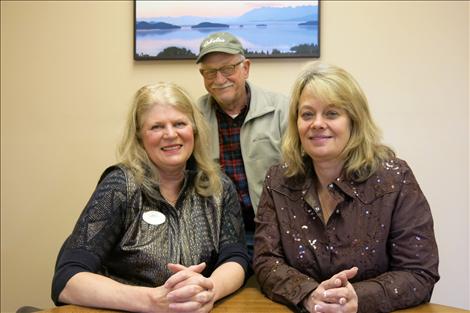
[1,1,468,312]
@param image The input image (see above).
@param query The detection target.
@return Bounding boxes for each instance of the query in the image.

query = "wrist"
[144,286,168,313]
[297,300,310,313]
[208,277,219,301]
[298,293,311,313]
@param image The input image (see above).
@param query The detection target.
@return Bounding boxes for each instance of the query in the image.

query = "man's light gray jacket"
[197,82,289,213]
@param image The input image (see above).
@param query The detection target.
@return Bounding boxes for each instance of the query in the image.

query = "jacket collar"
[276,158,401,205]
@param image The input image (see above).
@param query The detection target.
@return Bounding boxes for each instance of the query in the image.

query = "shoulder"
[219,172,237,192]
[196,94,212,109]
[373,157,414,179]
[248,82,289,108]
[98,164,126,184]
[264,163,303,189]
[354,157,417,202]
[97,164,140,196]
[265,163,287,178]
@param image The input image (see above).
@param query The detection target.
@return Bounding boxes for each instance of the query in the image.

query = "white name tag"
[143,211,166,225]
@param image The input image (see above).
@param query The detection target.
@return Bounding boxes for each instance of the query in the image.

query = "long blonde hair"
[118,82,221,197]
[282,62,394,181]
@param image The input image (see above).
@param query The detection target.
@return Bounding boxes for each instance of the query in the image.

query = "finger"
[341,267,358,280]
[173,276,213,290]
[197,300,214,313]
[187,262,206,273]
[323,287,349,303]
[169,289,214,305]
[194,290,214,304]
[168,300,202,312]
[167,284,204,302]
[167,262,206,274]
[165,270,199,289]
[320,275,343,291]
[166,271,213,291]
[168,297,215,313]
[334,267,358,283]
[167,263,188,273]
[329,267,359,288]
[314,302,342,313]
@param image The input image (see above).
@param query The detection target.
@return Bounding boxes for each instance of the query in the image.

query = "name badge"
[143,211,166,225]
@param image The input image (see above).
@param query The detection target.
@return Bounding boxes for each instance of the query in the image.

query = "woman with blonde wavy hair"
[52,82,249,313]
[254,62,439,313]
[118,82,221,198]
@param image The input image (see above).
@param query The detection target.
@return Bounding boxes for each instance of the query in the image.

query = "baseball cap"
[196,32,245,63]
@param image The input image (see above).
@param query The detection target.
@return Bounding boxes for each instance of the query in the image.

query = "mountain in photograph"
[137,5,318,26]
[136,21,180,30]
[191,22,230,29]
[236,5,318,23]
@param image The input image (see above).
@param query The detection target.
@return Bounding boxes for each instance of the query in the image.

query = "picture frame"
[134,1,320,61]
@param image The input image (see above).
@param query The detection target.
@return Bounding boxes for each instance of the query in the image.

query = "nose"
[213,70,227,83]
[163,125,177,138]
[311,115,326,129]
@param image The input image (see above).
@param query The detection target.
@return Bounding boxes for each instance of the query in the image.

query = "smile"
[212,83,233,90]
[310,135,332,140]
[161,145,182,151]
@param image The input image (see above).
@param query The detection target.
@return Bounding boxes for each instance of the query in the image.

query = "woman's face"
[297,88,351,165]
[140,104,194,174]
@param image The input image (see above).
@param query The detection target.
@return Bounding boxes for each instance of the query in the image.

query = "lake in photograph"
[136,22,318,58]
[134,1,319,59]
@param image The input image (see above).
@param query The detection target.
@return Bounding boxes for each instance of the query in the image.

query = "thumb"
[334,267,358,286]
[344,266,358,280]
[188,262,206,273]
[167,262,206,274]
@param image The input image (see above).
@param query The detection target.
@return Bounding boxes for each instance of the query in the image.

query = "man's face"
[199,52,250,110]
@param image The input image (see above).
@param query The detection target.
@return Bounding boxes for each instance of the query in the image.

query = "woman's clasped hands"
[157,262,216,313]
[303,267,359,313]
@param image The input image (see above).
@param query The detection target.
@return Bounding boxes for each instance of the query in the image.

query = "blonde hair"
[282,61,394,181]
[118,82,221,197]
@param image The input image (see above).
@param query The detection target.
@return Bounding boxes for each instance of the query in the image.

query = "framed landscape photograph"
[134,1,320,61]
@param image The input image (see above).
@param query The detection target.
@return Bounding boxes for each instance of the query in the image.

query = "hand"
[303,267,358,313]
[147,285,171,313]
[164,263,216,313]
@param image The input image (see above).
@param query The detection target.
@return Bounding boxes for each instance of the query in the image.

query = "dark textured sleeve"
[353,162,440,313]
[51,167,130,305]
[215,175,250,274]
[253,166,318,309]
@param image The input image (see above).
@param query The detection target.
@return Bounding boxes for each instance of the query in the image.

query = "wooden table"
[38,277,469,313]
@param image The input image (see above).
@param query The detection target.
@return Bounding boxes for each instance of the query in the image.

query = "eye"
[150,124,164,131]
[174,121,187,128]
[325,110,340,118]
[220,65,235,75]
[300,111,314,120]
[200,68,217,79]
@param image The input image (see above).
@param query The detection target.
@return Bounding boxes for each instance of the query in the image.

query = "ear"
[242,59,251,79]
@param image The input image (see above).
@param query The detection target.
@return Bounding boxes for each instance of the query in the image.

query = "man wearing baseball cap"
[196,32,289,261]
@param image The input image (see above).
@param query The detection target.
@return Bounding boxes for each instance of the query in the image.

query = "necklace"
[317,188,335,223]
[163,193,178,205]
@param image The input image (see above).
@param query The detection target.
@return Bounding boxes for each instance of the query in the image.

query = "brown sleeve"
[354,162,440,313]
[253,166,319,308]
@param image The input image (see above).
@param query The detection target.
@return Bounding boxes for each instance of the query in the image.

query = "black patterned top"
[51,164,248,305]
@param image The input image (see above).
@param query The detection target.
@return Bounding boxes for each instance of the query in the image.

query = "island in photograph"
[134,0,319,60]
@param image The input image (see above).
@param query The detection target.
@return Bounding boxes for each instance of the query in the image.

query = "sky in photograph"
[137,1,317,18]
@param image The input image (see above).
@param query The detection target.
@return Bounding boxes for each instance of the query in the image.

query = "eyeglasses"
[199,60,244,79]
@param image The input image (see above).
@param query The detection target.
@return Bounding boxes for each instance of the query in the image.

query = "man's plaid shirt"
[215,96,255,232]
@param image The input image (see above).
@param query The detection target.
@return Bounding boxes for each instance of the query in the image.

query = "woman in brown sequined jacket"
[52,82,249,313]
[253,62,439,313]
